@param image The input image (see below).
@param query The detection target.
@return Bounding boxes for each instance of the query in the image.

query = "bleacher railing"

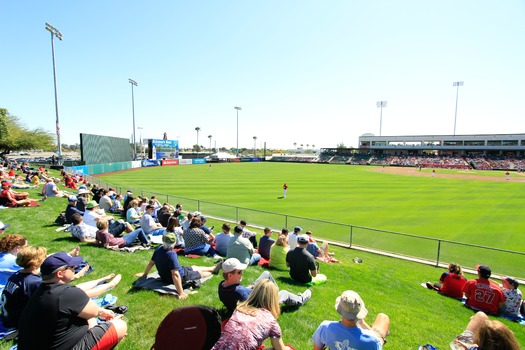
[88,175,525,280]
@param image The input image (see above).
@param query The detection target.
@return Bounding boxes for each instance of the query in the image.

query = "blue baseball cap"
[41,252,83,276]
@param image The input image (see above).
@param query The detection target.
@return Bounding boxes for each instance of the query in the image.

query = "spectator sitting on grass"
[425,262,467,299]
[65,195,84,224]
[96,218,149,249]
[184,217,218,257]
[450,311,519,349]
[165,216,184,248]
[76,188,91,212]
[97,189,113,212]
[286,234,326,284]
[218,258,311,316]
[140,204,166,236]
[212,279,293,350]
[0,247,122,328]
[239,220,257,249]
[17,252,127,350]
[135,233,222,300]
[214,223,233,257]
[83,200,134,237]
[0,181,31,207]
[462,265,505,315]
[288,226,301,250]
[126,199,141,224]
[500,276,522,319]
[68,213,98,243]
[227,226,260,266]
[269,234,289,270]
[0,234,27,292]
[200,216,214,235]
[109,194,124,214]
[258,227,275,260]
[312,290,390,350]
[305,231,331,258]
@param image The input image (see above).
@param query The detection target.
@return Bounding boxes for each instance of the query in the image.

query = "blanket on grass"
[132,272,213,296]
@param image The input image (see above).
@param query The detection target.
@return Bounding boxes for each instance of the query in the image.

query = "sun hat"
[163,233,177,245]
[222,258,248,273]
[335,290,368,320]
[41,252,83,276]
[0,222,10,230]
[85,200,99,209]
[77,189,90,195]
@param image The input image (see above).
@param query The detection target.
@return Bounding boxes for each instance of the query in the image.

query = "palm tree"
[306,144,310,150]
[208,135,212,151]
[195,127,201,151]
[253,136,257,157]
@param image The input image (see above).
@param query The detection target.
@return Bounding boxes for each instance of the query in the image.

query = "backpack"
[54,212,67,226]
[151,305,221,350]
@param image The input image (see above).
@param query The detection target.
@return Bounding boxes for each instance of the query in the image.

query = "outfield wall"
[86,173,525,280]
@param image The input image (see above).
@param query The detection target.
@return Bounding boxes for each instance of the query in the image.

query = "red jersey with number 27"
[462,278,505,314]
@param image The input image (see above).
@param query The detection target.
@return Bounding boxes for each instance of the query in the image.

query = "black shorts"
[108,221,126,236]
[182,266,201,282]
[71,322,118,350]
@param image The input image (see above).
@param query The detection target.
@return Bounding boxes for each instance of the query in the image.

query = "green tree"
[0,108,55,155]
[336,142,346,150]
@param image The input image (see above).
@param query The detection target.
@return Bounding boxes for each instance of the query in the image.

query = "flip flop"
[104,305,128,314]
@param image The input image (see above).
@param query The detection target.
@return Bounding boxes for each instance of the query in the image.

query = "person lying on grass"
[95,218,150,250]
[134,233,222,300]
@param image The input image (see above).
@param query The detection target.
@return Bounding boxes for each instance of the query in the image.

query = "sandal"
[104,305,128,314]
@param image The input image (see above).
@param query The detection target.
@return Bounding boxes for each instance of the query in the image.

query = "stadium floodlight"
[234,106,242,157]
[453,81,464,136]
[253,136,257,157]
[45,23,63,165]
[376,101,387,137]
[129,79,138,160]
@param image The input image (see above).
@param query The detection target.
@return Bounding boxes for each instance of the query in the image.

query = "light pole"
[129,79,138,160]
[137,126,143,159]
[453,81,464,136]
[45,23,63,165]
[208,135,212,151]
[376,101,387,137]
[195,127,201,152]
[253,136,257,157]
[234,106,242,157]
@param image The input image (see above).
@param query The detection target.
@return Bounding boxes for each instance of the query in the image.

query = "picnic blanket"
[132,272,213,296]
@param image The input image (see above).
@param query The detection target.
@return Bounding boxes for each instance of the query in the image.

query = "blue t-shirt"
[306,243,321,258]
[312,321,382,350]
[0,253,21,292]
[152,246,183,284]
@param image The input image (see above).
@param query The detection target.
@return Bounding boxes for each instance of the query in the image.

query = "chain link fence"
[87,175,525,280]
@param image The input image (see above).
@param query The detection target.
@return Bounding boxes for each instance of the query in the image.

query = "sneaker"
[300,289,312,304]
[212,259,223,275]
[328,252,335,257]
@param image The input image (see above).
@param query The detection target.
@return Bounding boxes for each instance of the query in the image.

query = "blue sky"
[1,1,524,150]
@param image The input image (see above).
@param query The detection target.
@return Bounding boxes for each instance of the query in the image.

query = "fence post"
[349,225,353,247]
[198,200,201,212]
[285,215,288,229]
[436,240,441,267]
[236,207,239,222]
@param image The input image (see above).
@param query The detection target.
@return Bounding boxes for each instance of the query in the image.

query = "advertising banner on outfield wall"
[192,158,206,164]
[179,159,193,165]
[251,158,261,162]
[142,159,161,167]
[161,159,179,166]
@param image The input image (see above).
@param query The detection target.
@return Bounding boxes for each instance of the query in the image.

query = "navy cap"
[41,252,83,276]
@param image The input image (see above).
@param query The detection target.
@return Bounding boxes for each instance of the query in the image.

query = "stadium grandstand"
[316,133,525,170]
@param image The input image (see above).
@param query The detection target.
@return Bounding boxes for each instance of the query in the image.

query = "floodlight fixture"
[234,106,242,157]
[376,101,388,136]
[453,81,464,136]
[129,78,138,160]
[45,22,63,165]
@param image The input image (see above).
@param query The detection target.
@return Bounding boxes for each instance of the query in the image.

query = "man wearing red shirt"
[462,265,505,314]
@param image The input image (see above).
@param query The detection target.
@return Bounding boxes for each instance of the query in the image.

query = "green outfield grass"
[0,172,523,349]
[99,163,525,252]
